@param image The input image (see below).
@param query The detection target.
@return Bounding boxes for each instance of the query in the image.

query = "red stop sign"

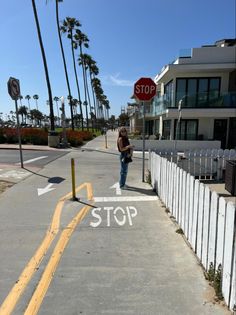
[134,77,156,101]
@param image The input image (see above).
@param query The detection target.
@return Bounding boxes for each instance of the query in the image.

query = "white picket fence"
[156,148,236,180]
[149,152,236,312]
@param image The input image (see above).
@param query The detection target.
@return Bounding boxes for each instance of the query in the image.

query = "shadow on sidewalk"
[125,185,155,195]
[23,167,65,183]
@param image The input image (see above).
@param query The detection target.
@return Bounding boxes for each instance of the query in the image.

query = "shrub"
[3,128,18,143]
[21,128,48,145]
[1,127,93,147]
[64,130,83,147]
[0,128,6,143]
[78,130,93,141]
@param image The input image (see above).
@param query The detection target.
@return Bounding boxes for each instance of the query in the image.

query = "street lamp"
[174,99,183,151]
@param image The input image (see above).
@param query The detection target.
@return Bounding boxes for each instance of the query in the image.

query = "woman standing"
[117,127,134,189]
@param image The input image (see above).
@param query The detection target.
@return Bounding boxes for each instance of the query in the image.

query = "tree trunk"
[70,32,83,130]
[31,0,54,130]
[80,48,89,130]
[55,1,80,130]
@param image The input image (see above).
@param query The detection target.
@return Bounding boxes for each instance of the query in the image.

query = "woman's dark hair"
[118,128,128,138]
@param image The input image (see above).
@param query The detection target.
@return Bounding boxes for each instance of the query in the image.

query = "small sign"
[7,77,21,100]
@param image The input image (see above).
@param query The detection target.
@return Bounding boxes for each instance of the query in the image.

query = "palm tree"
[88,61,99,119]
[54,0,75,129]
[92,77,103,119]
[30,109,44,126]
[19,95,23,106]
[74,29,89,125]
[53,96,60,125]
[60,17,82,130]
[9,110,16,125]
[104,100,110,120]
[33,94,39,110]
[79,54,93,113]
[25,95,31,111]
[72,98,78,116]
[78,53,90,130]
[74,30,90,130]
[18,106,28,124]
[31,0,55,131]
[25,95,31,123]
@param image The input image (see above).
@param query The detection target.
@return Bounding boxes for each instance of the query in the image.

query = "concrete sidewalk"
[81,131,231,314]
[0,131,233,314]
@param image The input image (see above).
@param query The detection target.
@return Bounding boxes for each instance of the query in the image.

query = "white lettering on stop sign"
[149,86,155,93]
[135,85,155,94]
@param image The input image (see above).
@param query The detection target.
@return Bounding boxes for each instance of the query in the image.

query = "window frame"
[174,119,199,140]
[175,77,221,107]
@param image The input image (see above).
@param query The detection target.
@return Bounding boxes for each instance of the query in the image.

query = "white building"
[129,39,236,149]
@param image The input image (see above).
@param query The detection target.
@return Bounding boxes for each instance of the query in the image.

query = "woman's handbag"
[124,156,132,163]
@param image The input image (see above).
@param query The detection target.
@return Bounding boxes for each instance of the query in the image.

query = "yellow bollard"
[105,133,108,148]
[71,158,77,201]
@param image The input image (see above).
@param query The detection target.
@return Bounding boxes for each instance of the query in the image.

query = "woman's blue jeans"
[119,154,128,187]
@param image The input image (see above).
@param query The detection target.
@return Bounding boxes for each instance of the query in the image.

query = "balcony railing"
[177,91,236,108]
[137,92,236,118]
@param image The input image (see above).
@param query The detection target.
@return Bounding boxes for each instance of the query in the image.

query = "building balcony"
[138,92,236,118]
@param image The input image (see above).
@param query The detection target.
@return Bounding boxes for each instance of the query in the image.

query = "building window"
[163,120,171,139]
[187,79,197,106]
[164,80,174,107]
[154,119,160,136]
[176,79,186,106]
[176,77,221,107]
[174,119,198,140]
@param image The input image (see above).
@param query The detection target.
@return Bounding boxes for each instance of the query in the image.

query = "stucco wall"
[130,139,221,151]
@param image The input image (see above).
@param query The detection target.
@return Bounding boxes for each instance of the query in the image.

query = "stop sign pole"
[134,78,156,182]
[7,77,24,168]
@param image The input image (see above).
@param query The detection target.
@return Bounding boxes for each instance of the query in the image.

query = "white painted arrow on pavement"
[37,183,55,196]
[15,156,48,165]
[110,182,121,195]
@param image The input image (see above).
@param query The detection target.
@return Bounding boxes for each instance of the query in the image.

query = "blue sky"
[0,0,235,120]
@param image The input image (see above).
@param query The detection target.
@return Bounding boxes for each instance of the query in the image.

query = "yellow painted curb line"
[24,204,91,315]
[0,182,93,315]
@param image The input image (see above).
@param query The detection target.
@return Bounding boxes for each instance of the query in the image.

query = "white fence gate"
[149,152,236,312]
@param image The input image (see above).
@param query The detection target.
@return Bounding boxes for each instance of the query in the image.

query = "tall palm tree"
[54,0,75,129]
[33,94,39,110]
[53,96,60,125]
[75,30,90,130]
[92,77,103,119]
[25,95,31,123]
[25,95,31,111]
[78,53,90,129]
[104,100,110,120]
[72,98,78,116]
[79,54,94,115]
[88,61,99,119]
[60,17,82,130]
[31,0,55,131]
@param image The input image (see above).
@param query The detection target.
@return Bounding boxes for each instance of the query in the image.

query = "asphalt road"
[0,132,231,315]
[0,149,69,167]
